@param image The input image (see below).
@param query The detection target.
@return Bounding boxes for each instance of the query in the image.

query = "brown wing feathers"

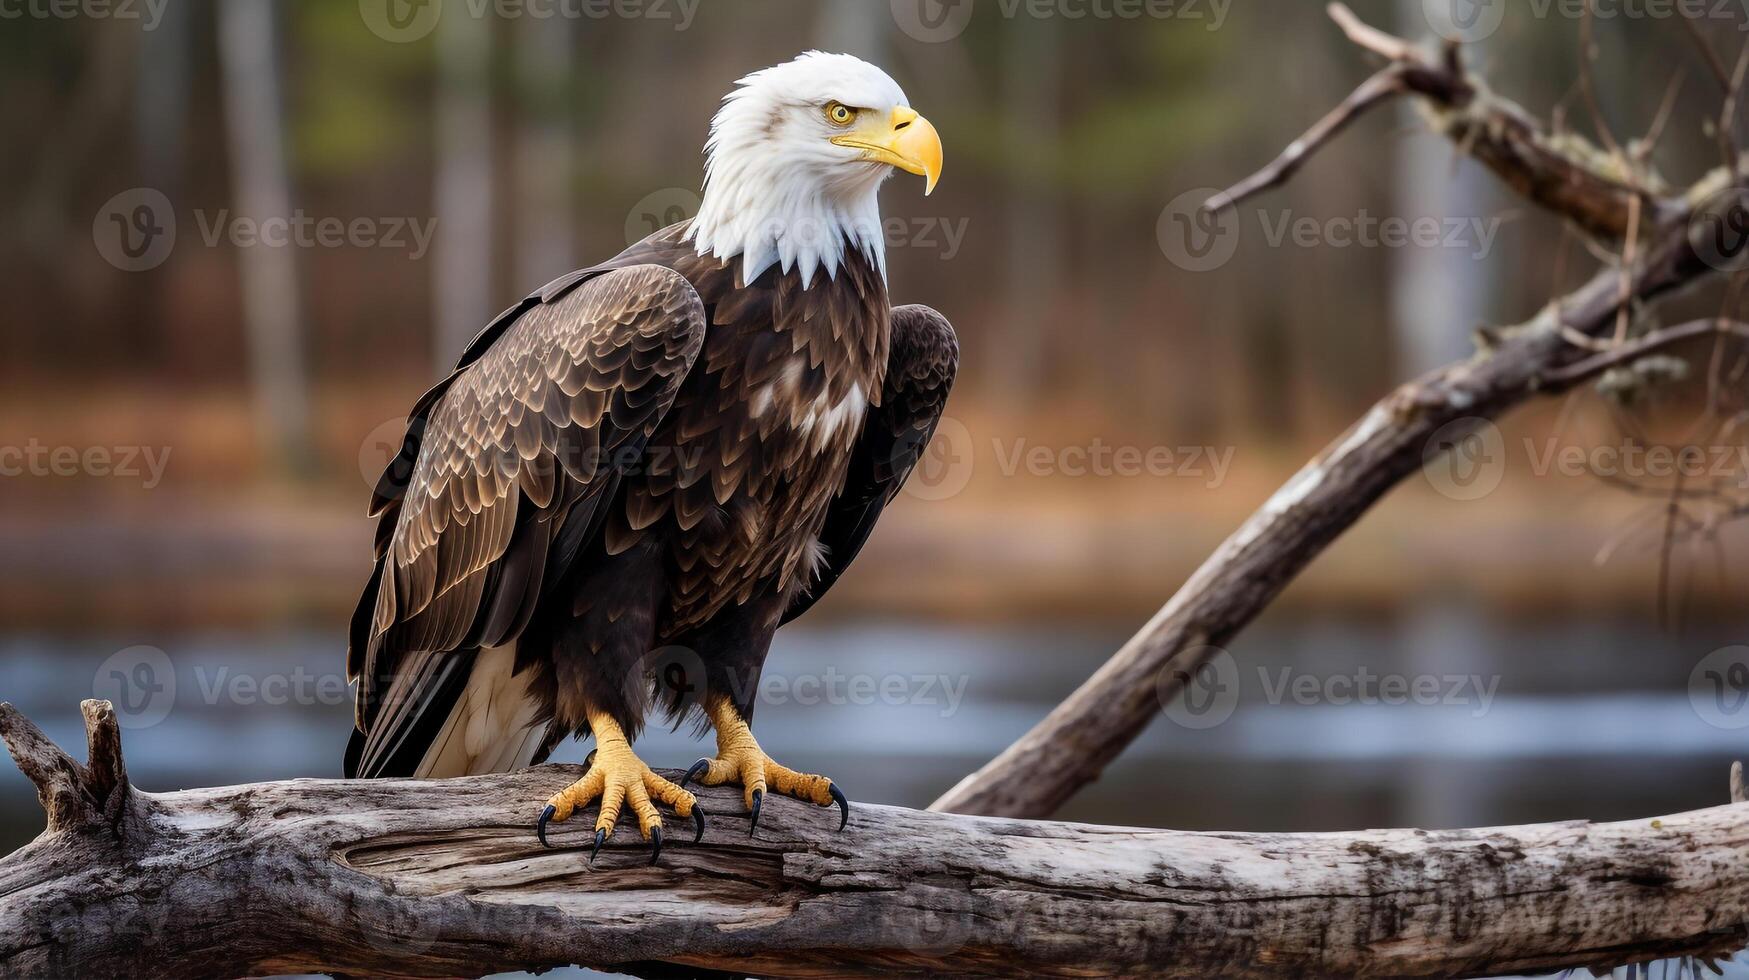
[345,265,706,777]
[783,304,958,624]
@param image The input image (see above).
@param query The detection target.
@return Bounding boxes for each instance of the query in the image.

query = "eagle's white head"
[687,52,943,289]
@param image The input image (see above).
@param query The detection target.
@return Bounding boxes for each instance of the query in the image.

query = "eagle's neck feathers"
[688,152,888,290]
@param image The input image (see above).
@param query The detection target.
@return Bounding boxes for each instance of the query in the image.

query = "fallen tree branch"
[3,702,1748,980]
[934,4,1736,819]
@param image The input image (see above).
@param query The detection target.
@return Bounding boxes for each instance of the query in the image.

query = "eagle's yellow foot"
[535,710,703,866]
[681,695,849,835]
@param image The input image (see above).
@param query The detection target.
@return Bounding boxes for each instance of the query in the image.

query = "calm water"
[3,610,1747,977]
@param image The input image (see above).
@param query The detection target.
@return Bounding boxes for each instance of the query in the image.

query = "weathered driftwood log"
[934,3,1744,820]
[3,701,1747,979]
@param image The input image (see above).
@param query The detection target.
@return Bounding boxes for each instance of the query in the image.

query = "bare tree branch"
[1538,318,1749,386]
[934,3,1735,820]
[1211,4,1652,239]
[1202,65,1411,214]
[3,702,1747,980]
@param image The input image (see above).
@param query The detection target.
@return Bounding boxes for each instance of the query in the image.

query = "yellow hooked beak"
[831,105,943,195]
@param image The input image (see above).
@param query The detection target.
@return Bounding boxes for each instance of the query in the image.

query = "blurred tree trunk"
[998,18,1062,407]
[433,10,494,374]
[1391,0,1495,373]
[813,0,886,61]
[217,0,310,467]
[513,16,574,287]
[134,2,189,196]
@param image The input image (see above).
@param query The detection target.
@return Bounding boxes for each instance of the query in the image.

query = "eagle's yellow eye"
[825,102,855,126]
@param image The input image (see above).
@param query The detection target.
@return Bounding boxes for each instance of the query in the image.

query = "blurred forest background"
[1,0,1747,910]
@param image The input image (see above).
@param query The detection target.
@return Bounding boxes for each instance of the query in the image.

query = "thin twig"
[1542,320,1749,387]
[1204,66,1408,213]
[1327,2,1417,62]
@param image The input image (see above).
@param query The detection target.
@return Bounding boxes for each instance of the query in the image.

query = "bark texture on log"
[3,702,1747,979]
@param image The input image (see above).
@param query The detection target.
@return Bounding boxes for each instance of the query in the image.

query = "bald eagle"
[344,52,955,863]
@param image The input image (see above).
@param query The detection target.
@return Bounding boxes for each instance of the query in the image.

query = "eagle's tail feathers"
[413,643,549,779]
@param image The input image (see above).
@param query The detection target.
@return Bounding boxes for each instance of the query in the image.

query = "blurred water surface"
[5,608,1743,854]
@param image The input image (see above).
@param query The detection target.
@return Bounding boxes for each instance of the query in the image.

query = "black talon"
[748,788,763,836]
[587,827,607,868]
[536,804,556,848]
[828,783,850,831]
[648,825,663,866]
[680,758,710,791]
[690,805,707,844]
